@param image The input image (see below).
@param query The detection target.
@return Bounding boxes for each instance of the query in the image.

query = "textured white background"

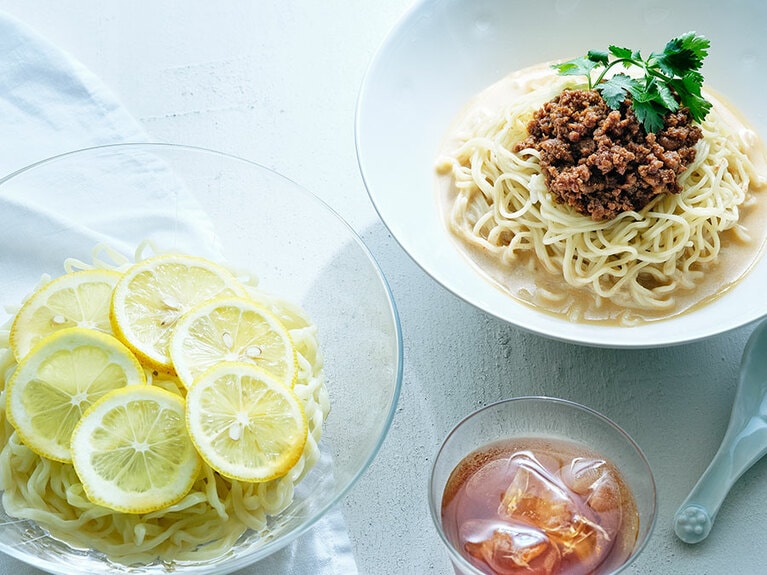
[0,1,764,574]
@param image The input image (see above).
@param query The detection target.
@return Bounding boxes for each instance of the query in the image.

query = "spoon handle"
[673,421,767,543]
[674,320,767,544]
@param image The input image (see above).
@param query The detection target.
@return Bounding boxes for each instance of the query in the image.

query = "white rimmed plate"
[356,0,767,348]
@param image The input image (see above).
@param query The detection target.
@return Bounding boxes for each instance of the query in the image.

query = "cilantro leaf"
[632,100,667,134]
[652,32,709,80]
[598,74,638,109]
[652,79,679,112]
[587,50,610,65]
[552,32,712,132]
[657,31,709,74]
[668,76,712,122]
[680,70,705,96]
[551,56,602,82]
[608,45,633,60]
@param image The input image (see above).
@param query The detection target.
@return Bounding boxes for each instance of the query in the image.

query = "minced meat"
[513,89,702,221]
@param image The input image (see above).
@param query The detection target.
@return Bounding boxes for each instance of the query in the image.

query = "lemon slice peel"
[9,269,122,362]
[71,385,202,514]
[170,296,297,390]
[110,254,248,373]
[185,362,308,483]
[5,327,146,463]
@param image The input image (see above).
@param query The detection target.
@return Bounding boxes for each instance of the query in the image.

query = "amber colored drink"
[441,437,640,575]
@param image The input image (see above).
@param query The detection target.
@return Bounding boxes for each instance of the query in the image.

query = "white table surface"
[0,1,764,574]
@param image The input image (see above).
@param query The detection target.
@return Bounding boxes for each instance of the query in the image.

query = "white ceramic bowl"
[356,0,767,348]
[0,143,402,574]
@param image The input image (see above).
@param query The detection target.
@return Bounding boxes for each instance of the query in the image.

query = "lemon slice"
[169,296,297,390]
[5,327,146,463]
[185,362,307,482]
[71,385,201,514]
[9,269,122,362]
[110,254,248,373]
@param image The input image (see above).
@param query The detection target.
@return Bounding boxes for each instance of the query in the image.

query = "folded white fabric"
[0,10,357,575]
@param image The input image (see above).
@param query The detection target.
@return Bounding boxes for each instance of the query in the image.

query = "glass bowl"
[428,397,656,575]
[0,143,403,574]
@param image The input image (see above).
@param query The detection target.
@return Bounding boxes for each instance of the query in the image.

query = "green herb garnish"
[552,31,712,133]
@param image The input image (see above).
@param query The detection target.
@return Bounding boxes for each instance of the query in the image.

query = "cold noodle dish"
[436,33,767,325]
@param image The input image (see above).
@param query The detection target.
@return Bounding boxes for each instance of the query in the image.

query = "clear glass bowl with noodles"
[0,143,403,574]
[356,0,767,347]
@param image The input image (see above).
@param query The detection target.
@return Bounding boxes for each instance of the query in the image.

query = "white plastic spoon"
[674,319,767,544]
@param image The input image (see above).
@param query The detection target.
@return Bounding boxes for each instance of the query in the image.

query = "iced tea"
[441,437,639,575]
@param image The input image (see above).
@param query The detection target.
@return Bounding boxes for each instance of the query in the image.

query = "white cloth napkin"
[0,10,357,575]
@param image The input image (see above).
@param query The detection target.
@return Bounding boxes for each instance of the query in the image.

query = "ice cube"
[498,451,576,533]
[561,457,608,495]
[461,519,561,575]
[497,451,614,572]
[561,456,623,529]
[586,473,620,514]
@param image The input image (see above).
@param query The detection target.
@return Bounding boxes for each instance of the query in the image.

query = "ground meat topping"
[513,89,702,221]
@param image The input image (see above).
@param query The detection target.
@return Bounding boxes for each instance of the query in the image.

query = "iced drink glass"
[428,397,656,575]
